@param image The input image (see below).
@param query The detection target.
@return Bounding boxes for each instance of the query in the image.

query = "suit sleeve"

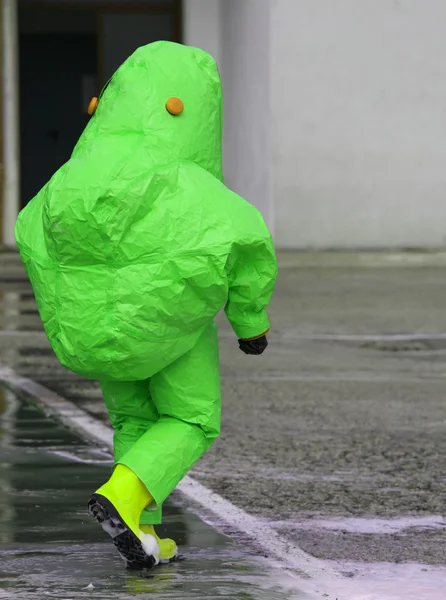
[224,212,278,340]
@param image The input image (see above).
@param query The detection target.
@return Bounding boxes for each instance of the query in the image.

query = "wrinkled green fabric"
[15,41,277,517]
[15,41,277,381]
[101,321,221,523]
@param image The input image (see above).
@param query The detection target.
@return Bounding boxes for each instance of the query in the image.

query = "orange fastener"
[88,97,98,116]
[166,97,184,116]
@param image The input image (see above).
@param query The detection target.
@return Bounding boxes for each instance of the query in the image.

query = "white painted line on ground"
[217,330,446,342]
[0,330,45,337]
[276,252,446,268]
[3,328,446,344]
[0,363,338,582]
[284,332,446,342]
[0,365,113,447]
[224,373,446,383]
[263,515,446,535]
[49,449,112,465]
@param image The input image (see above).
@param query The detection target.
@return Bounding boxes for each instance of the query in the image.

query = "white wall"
[184,0,273,228]
[183,0,222,66]
[220,0,272,226]
[180,0,446,248]
[271,0,446,248]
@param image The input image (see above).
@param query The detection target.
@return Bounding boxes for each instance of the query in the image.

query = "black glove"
[238,335,268,355]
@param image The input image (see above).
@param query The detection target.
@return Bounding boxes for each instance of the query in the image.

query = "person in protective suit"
[15,41,277,569]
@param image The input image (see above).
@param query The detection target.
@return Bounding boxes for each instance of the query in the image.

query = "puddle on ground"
[0,386,305,600]
[0,285,42,332]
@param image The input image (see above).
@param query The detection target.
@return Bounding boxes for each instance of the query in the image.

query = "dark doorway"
[18,1,182,208]
[19,33,97,206]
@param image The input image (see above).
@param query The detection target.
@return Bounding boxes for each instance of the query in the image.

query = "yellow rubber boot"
[88,464,161,569]
[95,464,151,536]
[140,525,178,563]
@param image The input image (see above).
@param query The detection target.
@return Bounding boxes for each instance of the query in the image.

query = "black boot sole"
[88,493,157,570]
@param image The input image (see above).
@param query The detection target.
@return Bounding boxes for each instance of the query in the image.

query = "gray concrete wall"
[271,0,446,248]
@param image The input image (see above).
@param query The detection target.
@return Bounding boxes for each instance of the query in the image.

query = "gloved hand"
[238,335,268,355]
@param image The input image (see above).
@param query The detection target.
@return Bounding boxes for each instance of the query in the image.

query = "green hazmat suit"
[15,41,277,523]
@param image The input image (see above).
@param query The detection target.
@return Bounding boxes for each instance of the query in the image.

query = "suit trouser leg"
[117,322,221,510]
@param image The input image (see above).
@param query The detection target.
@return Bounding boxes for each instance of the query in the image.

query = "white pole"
[2,0,19,248]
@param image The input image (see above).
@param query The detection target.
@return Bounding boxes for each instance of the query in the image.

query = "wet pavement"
[1,250,446,598]
[0,387,302,599]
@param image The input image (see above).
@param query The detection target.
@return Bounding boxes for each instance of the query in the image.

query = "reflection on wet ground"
[0,388,301,599]
[0,285,41,332]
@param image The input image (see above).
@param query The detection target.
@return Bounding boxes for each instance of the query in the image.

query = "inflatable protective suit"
[15,42,277,524]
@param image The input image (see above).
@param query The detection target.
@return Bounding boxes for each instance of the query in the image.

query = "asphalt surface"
[1,250,446,593]
[0,387,301,599]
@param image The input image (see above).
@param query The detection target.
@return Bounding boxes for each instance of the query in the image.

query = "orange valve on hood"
[88,97,98,116]
[166,97,184,116]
